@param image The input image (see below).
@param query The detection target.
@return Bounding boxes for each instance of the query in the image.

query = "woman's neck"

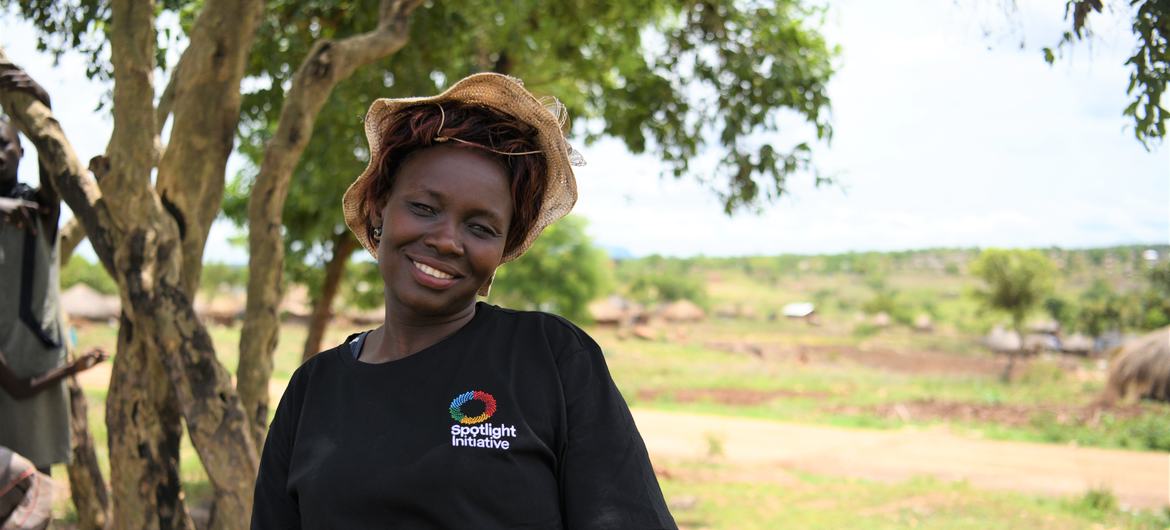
[363,302,476,363]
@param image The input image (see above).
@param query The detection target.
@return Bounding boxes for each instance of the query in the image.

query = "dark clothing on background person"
[251,302,676,529]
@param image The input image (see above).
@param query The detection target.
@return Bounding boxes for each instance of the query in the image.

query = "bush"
[851,323,881,338]
[862,289,912,326]
[1073,487,1118,517]
[625,271,708,308]
[490,215,612,323]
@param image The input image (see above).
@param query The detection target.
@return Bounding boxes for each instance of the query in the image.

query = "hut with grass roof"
[1101,326,1170,403]
[61,283,121,322]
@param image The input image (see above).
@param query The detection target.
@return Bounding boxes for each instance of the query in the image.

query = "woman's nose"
[424,221,464,256]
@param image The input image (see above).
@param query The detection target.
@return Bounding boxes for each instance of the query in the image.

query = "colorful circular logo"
[449,390,497,425]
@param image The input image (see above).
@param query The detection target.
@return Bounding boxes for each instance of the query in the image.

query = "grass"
[659,459,1170,530]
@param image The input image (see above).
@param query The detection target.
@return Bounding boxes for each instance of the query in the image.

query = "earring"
[372,226,383,240]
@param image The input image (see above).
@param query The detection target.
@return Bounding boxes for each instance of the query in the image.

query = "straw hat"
[341,73,584,296]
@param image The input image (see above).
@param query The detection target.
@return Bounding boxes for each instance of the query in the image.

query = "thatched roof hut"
[1060,333,1094,355]
[659,300,705,323]
[588,297,626,325]
[61,283,121,321]
[587,296,643,325]
[984,326,1020,352]
[194,290,246,324]
[279,285,313,319]
[1102,326,1170,403]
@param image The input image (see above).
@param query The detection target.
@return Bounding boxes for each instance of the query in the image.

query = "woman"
[251,73,676,529]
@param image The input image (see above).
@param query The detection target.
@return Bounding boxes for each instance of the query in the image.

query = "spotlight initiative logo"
[448,390,518,450]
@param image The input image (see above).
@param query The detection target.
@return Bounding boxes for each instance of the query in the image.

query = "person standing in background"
[0,64,106,476]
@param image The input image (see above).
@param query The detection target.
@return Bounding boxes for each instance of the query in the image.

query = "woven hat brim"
[342,73,579,288]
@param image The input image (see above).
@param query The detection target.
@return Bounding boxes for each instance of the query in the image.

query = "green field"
[54,305,1170,527]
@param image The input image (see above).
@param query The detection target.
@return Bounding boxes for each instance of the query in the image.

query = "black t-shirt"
[251,302,677,529]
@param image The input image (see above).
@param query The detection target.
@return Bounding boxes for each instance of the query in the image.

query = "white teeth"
[413,260,454,280]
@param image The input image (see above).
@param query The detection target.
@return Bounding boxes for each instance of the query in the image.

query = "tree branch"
[237,0,424,442]
[154,0,265,297]
[59,216,87,264]
[0,48,116,273]
[106,0,157,201]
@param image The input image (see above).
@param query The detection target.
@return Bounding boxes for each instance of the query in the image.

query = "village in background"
[62,241,1170,363]
[59,237,1170,527]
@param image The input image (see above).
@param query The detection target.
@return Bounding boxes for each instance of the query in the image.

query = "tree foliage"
[489,215,611,323]
[1044,0,1169,145]
[221,0,837,299]
[1141,259,1170,328]
[970,248,1057,330]
[618,257,709,308]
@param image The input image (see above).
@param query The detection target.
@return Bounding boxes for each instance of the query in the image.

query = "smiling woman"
[250,73,677,529]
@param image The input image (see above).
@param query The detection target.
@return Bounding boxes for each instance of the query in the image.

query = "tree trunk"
[62,299,111,530]
[1001,324,1025,383]
[237,0,423,443]
[124,1,264,527]
[102,4,207,528]
[65,371,112,530]
[106,315,194,530]
[302,233,358,361]
[2,0,262,525]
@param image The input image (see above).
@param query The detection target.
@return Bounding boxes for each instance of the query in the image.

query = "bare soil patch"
[828,399,1153,428]
[635,408,1170,509]
[638,387,830,406]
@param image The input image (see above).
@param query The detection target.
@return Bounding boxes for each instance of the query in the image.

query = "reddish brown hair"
[363,102,547,256]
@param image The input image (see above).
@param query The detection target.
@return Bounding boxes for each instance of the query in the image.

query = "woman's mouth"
[413,260,454,280]
[407,258,461,290]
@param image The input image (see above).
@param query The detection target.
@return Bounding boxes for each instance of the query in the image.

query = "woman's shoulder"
[285,339,352,388]
[478,303,599,355]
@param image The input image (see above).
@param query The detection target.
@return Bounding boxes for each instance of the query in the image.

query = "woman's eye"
[469,224,497,237]
[410,202,436,216]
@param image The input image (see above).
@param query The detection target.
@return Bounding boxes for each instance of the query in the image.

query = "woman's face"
[374,144,513,318]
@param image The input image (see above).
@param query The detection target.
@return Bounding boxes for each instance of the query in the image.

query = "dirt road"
[632,408,1170,510]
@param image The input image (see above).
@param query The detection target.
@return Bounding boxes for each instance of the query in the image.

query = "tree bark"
[1001,323,1025,383]
[302,233,358,361]
[62,299,111,530]
[59,216,87,264]
[154,0,264,298]
[65,372,111,530]
[238,0,423,443]
[106,315,194,530]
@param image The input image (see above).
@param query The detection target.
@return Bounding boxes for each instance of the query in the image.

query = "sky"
[2,0,1167,264]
